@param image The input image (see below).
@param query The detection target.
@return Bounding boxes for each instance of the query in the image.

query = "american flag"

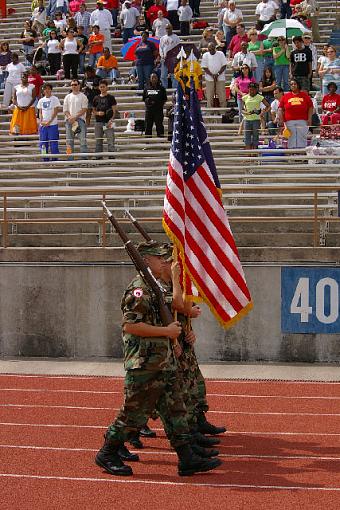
[163,84,252,327]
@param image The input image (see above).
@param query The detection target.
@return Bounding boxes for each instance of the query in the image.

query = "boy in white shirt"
[152,11,169,38]
[37,83,61,159]
[178,0,193,36]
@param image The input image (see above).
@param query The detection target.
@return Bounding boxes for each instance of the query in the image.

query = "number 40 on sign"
[281,267,340,333]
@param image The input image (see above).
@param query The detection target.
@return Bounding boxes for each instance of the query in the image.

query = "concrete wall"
[1,261,340,363]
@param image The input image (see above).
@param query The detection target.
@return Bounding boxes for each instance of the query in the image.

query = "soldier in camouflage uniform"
[95,241,222,477]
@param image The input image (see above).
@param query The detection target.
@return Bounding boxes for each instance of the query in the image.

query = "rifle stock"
[102,201,174,326]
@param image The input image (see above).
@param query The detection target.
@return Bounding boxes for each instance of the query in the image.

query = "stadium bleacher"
[0,0,339,250]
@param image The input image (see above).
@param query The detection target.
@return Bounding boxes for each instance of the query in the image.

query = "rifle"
[102,201,174,327]
[125,209,152,242]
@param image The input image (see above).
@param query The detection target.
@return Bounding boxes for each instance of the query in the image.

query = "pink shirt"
[235,75,256,98]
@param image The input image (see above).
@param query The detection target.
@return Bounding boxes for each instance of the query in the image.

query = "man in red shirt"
[146,0,168,28]
[278,78,313,148]
[321,82,340,125]
[228,23,248,58]
[103,0,120,27]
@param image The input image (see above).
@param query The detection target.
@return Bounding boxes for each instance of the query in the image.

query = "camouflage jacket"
[121,274,175,372]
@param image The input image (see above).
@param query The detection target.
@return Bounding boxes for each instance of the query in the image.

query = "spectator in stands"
[64,17,78,37]
[31,0,47,35]
[93,79,117,154]
[278,78,313,148]
[267,85,284,136]
[76,26,88,74]
[222,1,243,49]
[90,1,114,52]
[232,41,257,77]
[69,0,85,15]
[198,27,215,55]
[88,25,104,68]
[201,42,227,109]
[0,42,12,91]
[178,0,193,37]
[46,30,62,75]
[302,33,317,90]
[37,83,61,159]
[290,35,312,92]
[43,20,57,41]
[134,14,148,35]
[152,11,169,38]
[247,29,264,83]
[164,0,179,31]
[280,0,292,19]
[103,0,120,28]
[159,23,180,88]
[135,31,158,90]
[47,0,69,18]
[189,0,200,17]
[63,79,89,156]
[10,72,38,135]
[242,82,270,149]
[96,47,119,82]
[60,28,83,80]
[234,63,256,121]
[321,82,340,125]
[273,36,290,91]
[81,66,101,124]
[229,23,248,58]
[120,1,140,44]
[74,3,92,36]
[255,0,279,29]
[214,31,227,55]
[54,11,68,34]
[259,66,276,124]
[318,46,340,95]
[147,0,168,28]
[263,38,274,70]
[20,20,38,64]
[299,0,320,42]
[217,0,228,31]
[143,72,167,137]
[317,44,330,75]
[2,53,26,108]
[28,65,44,103]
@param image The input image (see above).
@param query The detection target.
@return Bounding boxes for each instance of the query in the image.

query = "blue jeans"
[160,62,177,89]
[281,2,292,18]
[136,63,153,90]
[110,8,118,27]
[274,64,289,91]
[0,70,8,90]
[254,59,265,83]
[244,119,261,148]
[222,25,235,49]
[264,56,274,70]
[237,96,244,123]
[39,124,59,161]
[96,68,118,80]
[79,53,86,74]
[123,27,134,44]
[88,52,102,68]
[65,118,88,157]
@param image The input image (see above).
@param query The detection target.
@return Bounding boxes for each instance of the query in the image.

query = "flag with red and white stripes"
[163,84,252,327]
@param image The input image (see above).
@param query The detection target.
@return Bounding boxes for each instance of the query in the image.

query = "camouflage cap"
[137,241,169,257]
[160,242,173,262]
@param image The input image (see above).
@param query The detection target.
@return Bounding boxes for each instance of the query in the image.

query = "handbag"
[192,20,208,29]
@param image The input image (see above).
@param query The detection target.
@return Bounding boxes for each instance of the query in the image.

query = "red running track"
[1,374,340,510]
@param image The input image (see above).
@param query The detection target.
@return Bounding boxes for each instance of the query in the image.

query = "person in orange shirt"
[96,47,119,82]
[88,25,105,67]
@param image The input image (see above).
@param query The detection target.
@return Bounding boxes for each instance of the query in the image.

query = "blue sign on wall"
[281,267,340,333]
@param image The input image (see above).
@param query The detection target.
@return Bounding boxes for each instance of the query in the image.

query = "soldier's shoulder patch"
[133,288,144,298]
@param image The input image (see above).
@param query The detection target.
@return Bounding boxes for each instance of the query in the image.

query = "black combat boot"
[193,431,220,447]
[191,444,219,458]
[129,433,144,449]
[197,412,227,436]
[175,444,222,476]
[95,437,133,476]
[140,424,157,438]
[117,444,140,462]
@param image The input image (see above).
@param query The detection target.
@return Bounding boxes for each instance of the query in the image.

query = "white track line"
[0,422,340,436]
[2,403,340,418]
[1,444,340,462]
[0,473,339,492]
[1,388,340,400]
[1,374,340,385]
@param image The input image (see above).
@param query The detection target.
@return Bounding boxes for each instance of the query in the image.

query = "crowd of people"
[0,0,339,156]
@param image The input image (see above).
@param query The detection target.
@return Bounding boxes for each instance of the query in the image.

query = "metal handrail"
[0,184,339,249]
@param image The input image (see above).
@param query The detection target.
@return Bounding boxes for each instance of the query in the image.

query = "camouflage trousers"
[106,368,191,449]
